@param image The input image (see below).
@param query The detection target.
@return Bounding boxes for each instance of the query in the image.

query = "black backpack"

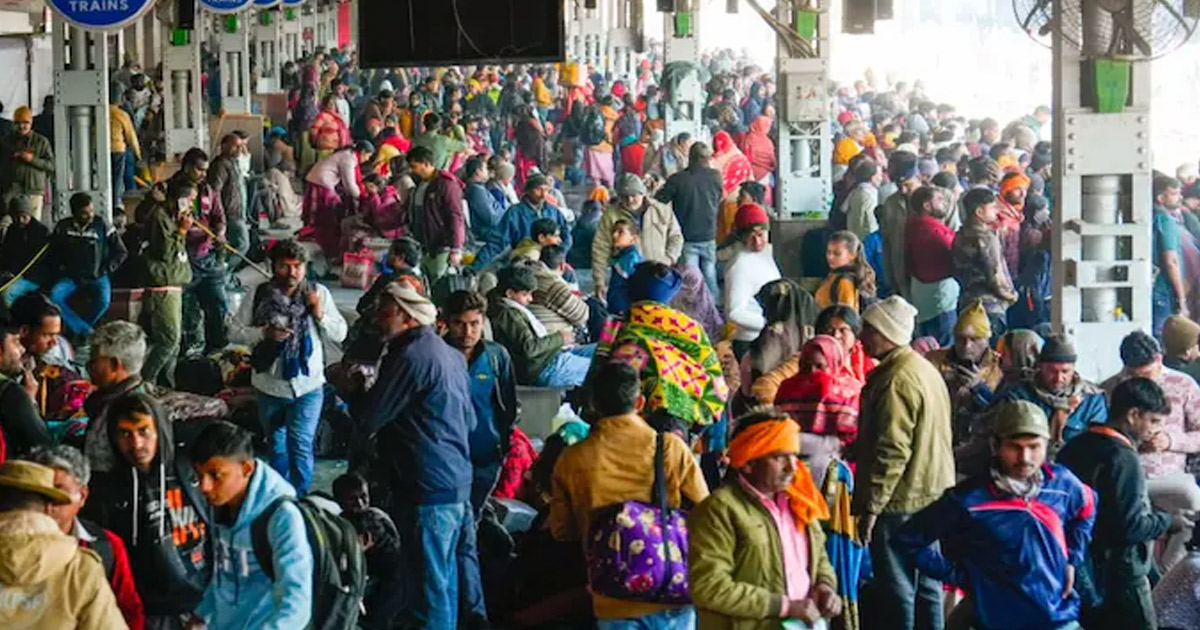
[251,496,367,630]
[580,107,607,146]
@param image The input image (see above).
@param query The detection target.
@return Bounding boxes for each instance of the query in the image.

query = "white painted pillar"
[52,24,113,222]
[162,22,206,159]
[662,0,702,141]
[1050,0,1153,380]
[254,9,283,92]
[774,3,831,216]
[217,12,252,114]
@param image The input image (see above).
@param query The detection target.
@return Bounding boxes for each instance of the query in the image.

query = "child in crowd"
[816,230,877,312]
[606,219,644,316]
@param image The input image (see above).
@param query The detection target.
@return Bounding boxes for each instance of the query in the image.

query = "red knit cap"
[735,203,770,232]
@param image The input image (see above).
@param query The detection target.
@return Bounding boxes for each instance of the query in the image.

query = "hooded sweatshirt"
[0,510,128,630]
[83,395,210,616]
[194,461,314,630]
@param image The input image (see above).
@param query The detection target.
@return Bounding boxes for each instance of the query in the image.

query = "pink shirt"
[738,476,811,613]
[1105,366,1200,477]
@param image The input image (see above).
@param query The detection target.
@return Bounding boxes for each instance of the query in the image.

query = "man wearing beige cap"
[0,105,53,224]
[0,460,127,629]
[853,295,955,630]
[895,401,1095,630]
[355,280,485,629]
[1161,314,1200,383]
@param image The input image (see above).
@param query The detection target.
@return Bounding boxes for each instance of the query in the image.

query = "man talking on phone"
[230,238,346,495]
[141,177,199,387]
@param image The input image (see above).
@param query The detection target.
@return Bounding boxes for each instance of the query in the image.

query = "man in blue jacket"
[896,401,1096,630]
[354,281,485,629]
[189,420,314,630]
[993,334,1108,451]
[442,289,519,514]
[463,155,504,247]
[473,173,572,268]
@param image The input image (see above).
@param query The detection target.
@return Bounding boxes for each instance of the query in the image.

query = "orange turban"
[728,418,830,526]
[999,172,1032,199]
[588,186,610,204]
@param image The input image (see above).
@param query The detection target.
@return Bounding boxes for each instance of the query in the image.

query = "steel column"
[162,21,205,160]
[1050,0,1153,380]
[662,0,703,141]
[216,13,252,114]
[52,23,113,222]
[254,9,284,92]
[775,2,832,216]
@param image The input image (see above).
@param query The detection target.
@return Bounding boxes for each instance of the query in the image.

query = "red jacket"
[410,171,466,252]
[80,520,145,630]
[906,213,956,283]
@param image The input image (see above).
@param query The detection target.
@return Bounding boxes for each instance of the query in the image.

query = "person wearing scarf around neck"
[895,401,1096,630]
[689,410,842,630]
[993,334,1107,456]
[996,172,1031,277]
[229,239,347,495]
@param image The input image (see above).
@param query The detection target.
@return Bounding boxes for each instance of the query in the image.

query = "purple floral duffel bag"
[585,432,691,604]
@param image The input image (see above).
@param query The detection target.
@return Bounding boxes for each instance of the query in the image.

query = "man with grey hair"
[29,445,145,629]
[83,320,150,473]
[656,141,724,297]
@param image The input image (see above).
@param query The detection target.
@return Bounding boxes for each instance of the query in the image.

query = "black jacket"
[1057,426,1171,582]
[655,165,724,242]
[51,216,128,281]
[82,394,211,616]
[0,375,50,457]
[0,218,50,281]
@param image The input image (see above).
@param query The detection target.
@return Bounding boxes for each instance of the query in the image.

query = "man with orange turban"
[997,171,1031,275]
[689,409,843,629]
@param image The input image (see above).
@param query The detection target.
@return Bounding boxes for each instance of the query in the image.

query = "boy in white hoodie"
[723,203,782,358]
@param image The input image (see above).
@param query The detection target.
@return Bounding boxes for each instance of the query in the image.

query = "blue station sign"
[198,0,255,14]
[46,0,156,31]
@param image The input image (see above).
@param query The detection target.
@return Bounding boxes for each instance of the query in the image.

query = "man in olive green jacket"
[140,178,198,387]
[852,296,954,630]
[0,106,54,222]
[592,173,683,298]
[689,411,841,630]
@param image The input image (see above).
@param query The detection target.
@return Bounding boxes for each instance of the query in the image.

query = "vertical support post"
[325,3,338,50]
[129,15,146,69]
[53,23,113,223]
[142,8,162,70]
[607,0,640,86]
[775,3,832,216]
[301,7,316,55]
[1050,0,1153,380]
[282,7,301,65]
[162,18,206,160]
[254,9,283,92]
[662,0,703,141]
[218,13,252,114]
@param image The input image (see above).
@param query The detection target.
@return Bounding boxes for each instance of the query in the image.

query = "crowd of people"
[0,41,1196,630]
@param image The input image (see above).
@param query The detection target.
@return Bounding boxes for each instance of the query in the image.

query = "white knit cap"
[862,295,919,347]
